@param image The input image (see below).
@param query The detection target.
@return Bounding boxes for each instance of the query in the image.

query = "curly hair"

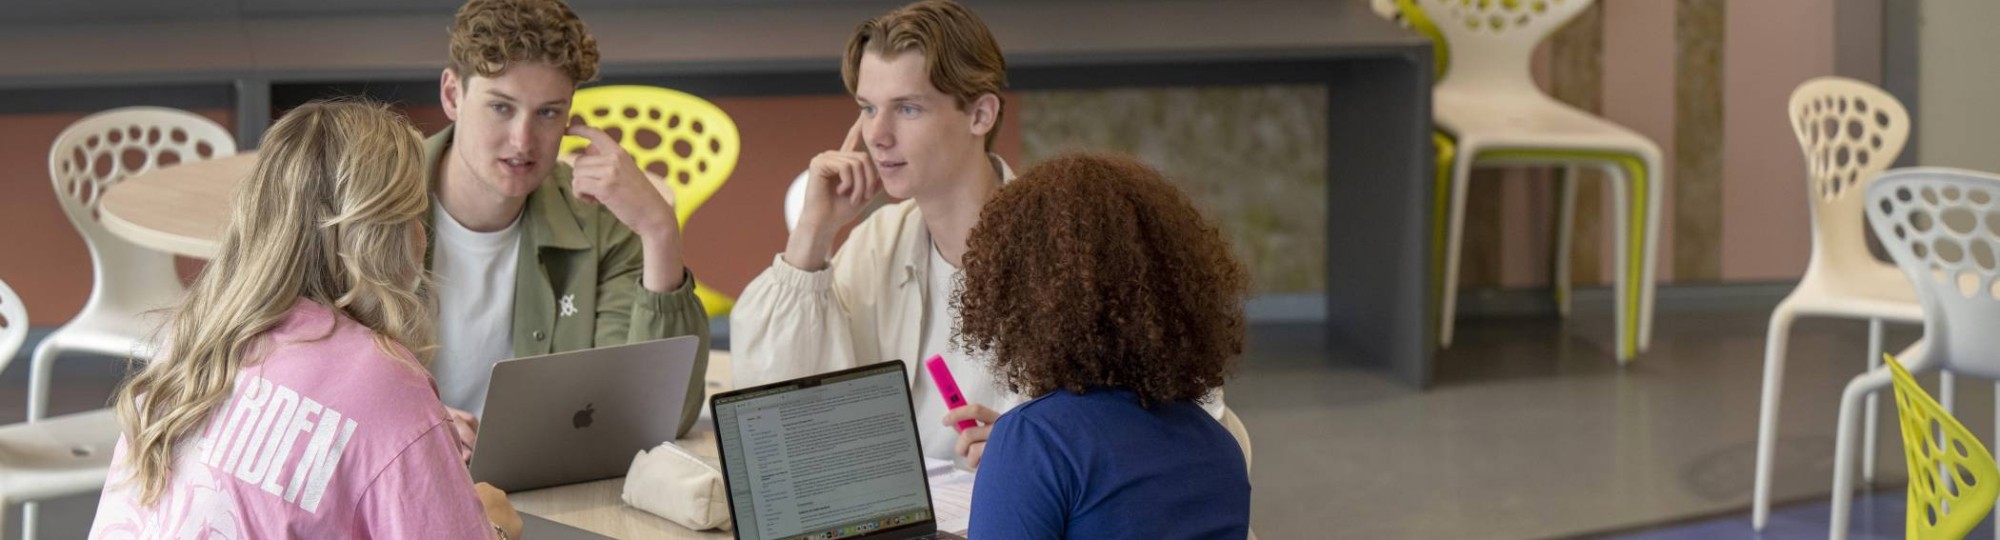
[448,0,600,84]
[954,152,1248,408]
[843,0,1007,151]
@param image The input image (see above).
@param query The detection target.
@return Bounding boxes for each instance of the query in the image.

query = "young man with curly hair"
[958,152,1252,539]
[427,0,709,458]
[732,0,1230,468]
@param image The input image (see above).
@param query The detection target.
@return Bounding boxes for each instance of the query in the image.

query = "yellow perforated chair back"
[1887,354,2000,539]
[561,85,741,315]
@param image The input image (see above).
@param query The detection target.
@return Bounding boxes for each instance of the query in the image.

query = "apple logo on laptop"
[573,403,595,429]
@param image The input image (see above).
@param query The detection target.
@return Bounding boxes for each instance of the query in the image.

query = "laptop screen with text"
[713,363,934,540]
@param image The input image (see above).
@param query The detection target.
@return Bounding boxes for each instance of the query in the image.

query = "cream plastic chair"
[1751,77,1922,530]
[34,107,234,426]
[784,170,891,233]
[0,279,123,540]
[1832,168,2000,540]
[1219,406,1254,473]
[1390,0,1663,362]
[785,171,808,231]
[1218,406,1258,540]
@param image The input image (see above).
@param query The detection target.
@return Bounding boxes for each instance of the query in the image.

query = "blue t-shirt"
[969,388,1250,539]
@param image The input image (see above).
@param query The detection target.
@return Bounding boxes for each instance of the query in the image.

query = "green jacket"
[424,126,710,438]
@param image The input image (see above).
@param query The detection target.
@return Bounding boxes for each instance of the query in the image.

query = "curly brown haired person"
[955,152,1248,407]
[959,152,1252,539]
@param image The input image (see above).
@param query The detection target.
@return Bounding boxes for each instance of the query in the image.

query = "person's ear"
[968,93,1001,138]
[440,68,464,122]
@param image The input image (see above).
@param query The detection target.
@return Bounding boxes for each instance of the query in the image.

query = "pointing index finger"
[843,117,866,153]
[565,123,620,155]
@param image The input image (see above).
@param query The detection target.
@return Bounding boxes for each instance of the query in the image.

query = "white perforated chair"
[1212,405,1255,540]
[0,279,123,540]
[1752,76,1920,532]
[1385,0,1663,362]
[1218,406,1254,473]
[1831,168,2000,540]
[33,107,234,425]
[785,170,809,232]
[1750,77,1925,530]
[780,170,900,233]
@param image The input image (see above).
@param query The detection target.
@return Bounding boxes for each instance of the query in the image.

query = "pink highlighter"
[925,355,979,433]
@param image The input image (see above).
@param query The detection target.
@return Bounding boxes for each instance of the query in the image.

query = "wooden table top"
[509,350,736,538]
[98,152,254,259]
[96,151,677,260]
[509,433,731,539]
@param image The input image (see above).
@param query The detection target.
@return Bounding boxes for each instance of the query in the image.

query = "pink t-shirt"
[90,300,493,539]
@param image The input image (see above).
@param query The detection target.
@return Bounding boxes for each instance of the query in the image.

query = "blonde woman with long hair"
[89,100,522,539]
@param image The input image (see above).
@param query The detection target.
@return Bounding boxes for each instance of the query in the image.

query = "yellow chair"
[1885,354,1999,539]
[560,85,740,316]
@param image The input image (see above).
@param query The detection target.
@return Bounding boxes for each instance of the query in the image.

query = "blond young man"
[732,0,1228,468]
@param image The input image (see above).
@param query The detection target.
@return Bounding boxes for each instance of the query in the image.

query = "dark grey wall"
[1882,0,1919,168]
[0,0,1167,26]
[1834,0,1882,84]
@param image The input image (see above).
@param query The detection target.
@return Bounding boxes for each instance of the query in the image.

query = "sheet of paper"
[925,457,976,534]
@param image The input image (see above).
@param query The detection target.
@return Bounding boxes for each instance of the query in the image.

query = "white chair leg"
[1553,165,1579,318]
[1830,368,1894,540]
[1943,370,1956,417]
[23,501,38,540]
[1635,157,1662,353]
[27,336,63,422]
[1939,369,1957,521]
[1863,319,1882,487]
[24,335,77,540]
[1438,149,1478,349]
[1601,162,1636,364]
[1752,303,1797,531]
[1603,156,1663,359]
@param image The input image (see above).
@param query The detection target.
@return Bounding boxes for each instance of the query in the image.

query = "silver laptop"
[711,361,967,540]
[520,513,614,540]
[470,335,700,492]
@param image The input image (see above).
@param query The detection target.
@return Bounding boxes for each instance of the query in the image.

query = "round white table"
[97,151,672,259]
[98,152,256,259]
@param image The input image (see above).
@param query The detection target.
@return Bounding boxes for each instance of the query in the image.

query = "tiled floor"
[0,331,129,540]
[5,294,1967,539]
[1603,488,1981,540]
[1230,299,1945,539]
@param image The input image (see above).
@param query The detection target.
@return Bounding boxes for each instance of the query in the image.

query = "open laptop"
[520,513,613,540]
[711,361,967,540]
[470,334,701,492]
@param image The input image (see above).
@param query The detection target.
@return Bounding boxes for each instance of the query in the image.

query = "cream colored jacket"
[731,156,1228,420]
